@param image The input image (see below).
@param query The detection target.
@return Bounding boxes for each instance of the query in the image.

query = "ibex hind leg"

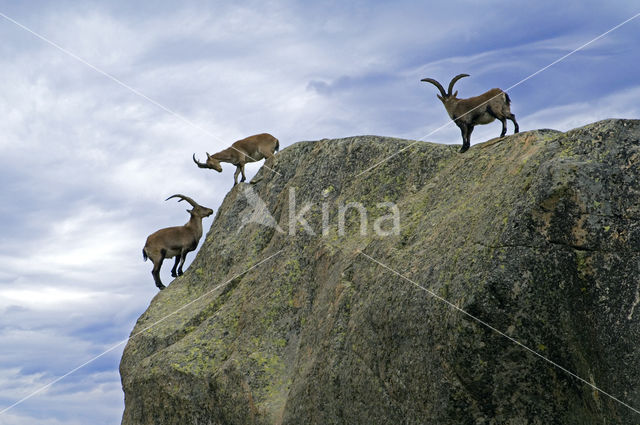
[499,119,508,137]
[152,266,166,290]
[233,166,241,185]
[260,146,276,159]
[152,250,166,290]
[509,114,519,134]
[486,105,507,138]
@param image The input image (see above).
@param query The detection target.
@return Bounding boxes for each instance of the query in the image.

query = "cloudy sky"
[0,1,638,424]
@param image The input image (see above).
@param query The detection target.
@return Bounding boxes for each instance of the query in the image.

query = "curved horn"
[166,194,199,208]
[447,73,469,95]
[421,78,447,97]
[193,153,208,168]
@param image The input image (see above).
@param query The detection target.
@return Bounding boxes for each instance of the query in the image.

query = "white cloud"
[0,287,102,310]
[0,369,123,425]
[524,85,640,132]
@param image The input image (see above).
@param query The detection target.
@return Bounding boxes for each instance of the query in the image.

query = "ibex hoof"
[157,284,166,290]
[459,146,470,153]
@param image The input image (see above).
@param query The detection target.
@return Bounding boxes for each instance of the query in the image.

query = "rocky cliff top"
[121,119,640,425]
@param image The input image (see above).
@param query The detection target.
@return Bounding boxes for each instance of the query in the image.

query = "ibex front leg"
[457,122,473,153]
[177,251,188,276]
[170,256,180,278]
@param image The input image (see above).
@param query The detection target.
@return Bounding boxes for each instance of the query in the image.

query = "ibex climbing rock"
[422,74,519,153]
[193,133,279,185]
[142,194,213,290]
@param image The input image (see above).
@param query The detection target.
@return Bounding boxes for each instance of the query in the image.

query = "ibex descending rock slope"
[121,119,640,425]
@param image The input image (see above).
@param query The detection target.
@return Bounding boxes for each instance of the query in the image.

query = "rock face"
[120,119,640,425]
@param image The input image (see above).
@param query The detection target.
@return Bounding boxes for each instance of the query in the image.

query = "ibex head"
[192,153,222,173]
[421,73,470,104]
[166,194,214,218]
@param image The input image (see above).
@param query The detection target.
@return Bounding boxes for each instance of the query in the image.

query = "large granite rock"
[120,119,640,424]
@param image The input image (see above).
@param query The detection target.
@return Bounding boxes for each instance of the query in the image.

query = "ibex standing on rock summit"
[421,74,519,153]
[143,194,213,290]
[193,133,279,185]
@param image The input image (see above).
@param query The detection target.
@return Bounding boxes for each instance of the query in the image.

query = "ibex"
[142,194,213,290]
[193,133,279,185]
[421,74,519,153]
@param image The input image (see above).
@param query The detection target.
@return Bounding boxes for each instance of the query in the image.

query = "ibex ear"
[437,94,444,101]
[206,152,211,158]
[453,90,458,97]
